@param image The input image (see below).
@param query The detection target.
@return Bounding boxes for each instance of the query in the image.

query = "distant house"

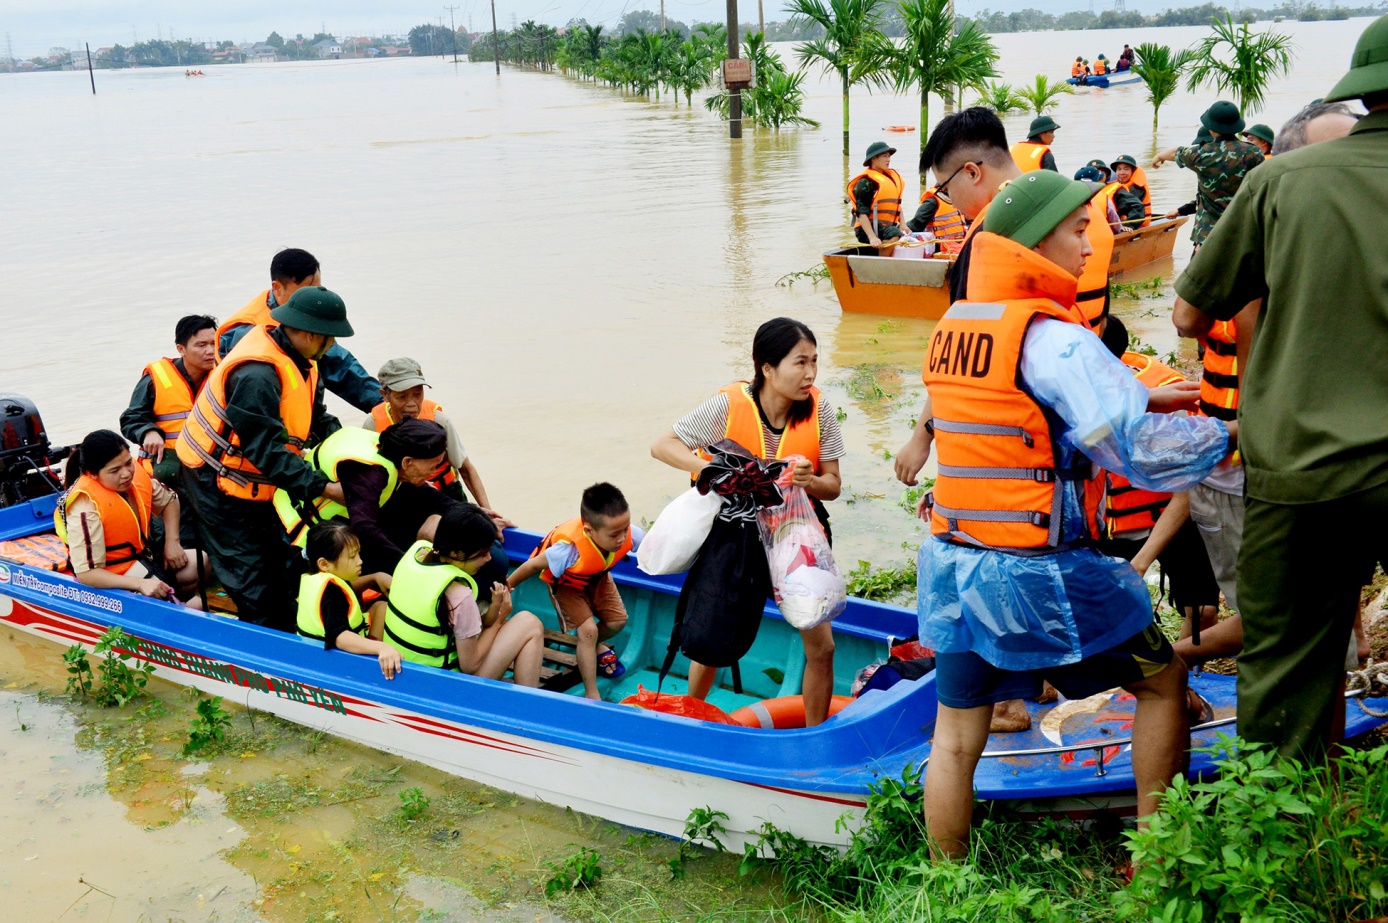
[314,39,342,58]
[244,43,278,63]
[379,45,412,56]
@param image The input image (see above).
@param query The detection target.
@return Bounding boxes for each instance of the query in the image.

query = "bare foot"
[1187,689,1213,726]
[584,690,603,701]
[1035,680,1058,704]
[990,698,1032,733]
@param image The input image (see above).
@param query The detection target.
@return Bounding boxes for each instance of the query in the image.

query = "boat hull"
[1110,216,1189,275]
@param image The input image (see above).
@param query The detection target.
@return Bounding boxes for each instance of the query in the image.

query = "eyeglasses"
[935,160,983,204]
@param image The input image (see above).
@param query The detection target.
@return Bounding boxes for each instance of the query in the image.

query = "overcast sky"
[0,0,1238,57]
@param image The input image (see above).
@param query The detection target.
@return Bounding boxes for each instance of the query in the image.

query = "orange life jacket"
[1071,61,1084,77]
[369,399,460,493]
[142,357,197,452]
[1093,58,1107,75]
[216,291,275,360]
[1117,166,1153,227]
[533,517,633,590]
[60,465,154,575]
[1010,141,1051,173]
[176,324,319,501]
[846,168,905,227]
[923,232,1103,552]
[1105,353,1186,536]
[920,188,968,241]
[1075,186,1118,328]
[1198,319,1239,422]
[701,382,823,474]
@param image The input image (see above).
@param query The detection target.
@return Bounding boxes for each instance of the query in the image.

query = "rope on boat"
[1347,659,1388,718]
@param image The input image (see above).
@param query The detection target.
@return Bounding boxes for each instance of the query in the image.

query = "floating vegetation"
[776,263,830,288]
[1108,275,1165,299]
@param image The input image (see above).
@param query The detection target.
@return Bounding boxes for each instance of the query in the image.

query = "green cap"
[1325,13,1388,102]
[1200,100,1245,136]
[1085,158,1112,178]
[270,286,354,338]
[1244,123,1275,145]
[1110,154,1138,170]
[1028,115,1060,137]
[378,357,429,391]
[863,141,896,166]
[1192,126,1214,145]
[983,170,1098,249]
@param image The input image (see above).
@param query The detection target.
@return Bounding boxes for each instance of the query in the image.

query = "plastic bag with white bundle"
[637,487,723,576]
[755,457,847,630]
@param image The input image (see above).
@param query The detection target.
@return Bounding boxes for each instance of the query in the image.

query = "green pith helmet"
[1028,115,1061,138]
[1086,158,1113,179]
[863,141,897,166]
[1110,154,1138,171]
[1245,123,1276,145]
[984,170,1098,249]
[270,287,354,338]
[1201,100,1245,136]
[1325,13,1388,102]
[1192,126,1214,145]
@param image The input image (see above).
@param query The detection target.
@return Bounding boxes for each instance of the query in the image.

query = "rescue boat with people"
[1066,74,1142,88]
[822,216,1189,320]
[1,407,1384,848]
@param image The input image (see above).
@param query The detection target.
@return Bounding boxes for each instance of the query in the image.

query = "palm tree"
[788,0,891,156]
[1014,74,1074,116]
[1131,42,1194,129]
[669,39,716,106]
[1186,14,1294,115]
[973,80,1027,115]
[874,0,998,164]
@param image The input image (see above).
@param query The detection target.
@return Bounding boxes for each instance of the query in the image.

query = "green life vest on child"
[272,428,400,547]
[296,572,367,640]
[383,540,478,670]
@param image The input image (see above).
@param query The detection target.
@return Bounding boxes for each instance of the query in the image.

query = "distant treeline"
[964,1,1385,33]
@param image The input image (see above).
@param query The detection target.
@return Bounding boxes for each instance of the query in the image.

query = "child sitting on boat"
[385,504,545,685]
[296,520,401,680]
[507,483,640,700]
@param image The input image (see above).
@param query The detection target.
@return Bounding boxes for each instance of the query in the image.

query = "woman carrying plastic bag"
[650,318,845,727]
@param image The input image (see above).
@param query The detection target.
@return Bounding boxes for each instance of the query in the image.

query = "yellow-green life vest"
[383,540,478,670]
[296,572,367,641]
[272,427,399,547]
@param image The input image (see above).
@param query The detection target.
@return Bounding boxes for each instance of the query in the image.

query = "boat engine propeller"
[0,393,69,508]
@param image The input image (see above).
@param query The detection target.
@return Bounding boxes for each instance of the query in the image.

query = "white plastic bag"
[756,481,847,631]
[637,488,723,575]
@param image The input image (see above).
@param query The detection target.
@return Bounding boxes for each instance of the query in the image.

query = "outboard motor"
[0,393,69,507]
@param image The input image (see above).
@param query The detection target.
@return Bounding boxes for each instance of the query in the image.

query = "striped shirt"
[673,392,846,461]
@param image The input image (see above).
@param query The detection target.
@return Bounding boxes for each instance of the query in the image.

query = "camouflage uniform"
[1174,139,1267,246]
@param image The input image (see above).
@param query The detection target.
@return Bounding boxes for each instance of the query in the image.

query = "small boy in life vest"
[507,483,642,700]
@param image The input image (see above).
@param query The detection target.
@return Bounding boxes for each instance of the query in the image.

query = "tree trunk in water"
[919,86,930,171]
[841,70,850,158]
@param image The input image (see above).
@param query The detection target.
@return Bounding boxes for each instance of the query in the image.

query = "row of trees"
[966,1,1382,33]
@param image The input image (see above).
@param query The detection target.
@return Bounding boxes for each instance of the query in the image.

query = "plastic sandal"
[597,648,626,679]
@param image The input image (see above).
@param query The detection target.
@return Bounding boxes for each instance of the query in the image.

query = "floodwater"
[0,16,1371,918]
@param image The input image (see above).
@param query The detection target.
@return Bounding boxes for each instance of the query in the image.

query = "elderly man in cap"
[177,286,350,629]
[1152,101,1265,247]
[917,169,1232,857]
[848,141,911,251]
[1171,14,1388,764]
[1010,115,1060,173]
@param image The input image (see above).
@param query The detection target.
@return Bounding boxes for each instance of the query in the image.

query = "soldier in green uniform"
[1151,101,1265,247]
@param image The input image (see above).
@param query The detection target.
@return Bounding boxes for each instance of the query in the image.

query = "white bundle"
[637,487,723,576]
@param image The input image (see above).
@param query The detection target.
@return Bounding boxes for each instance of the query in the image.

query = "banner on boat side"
[5,566,122,613]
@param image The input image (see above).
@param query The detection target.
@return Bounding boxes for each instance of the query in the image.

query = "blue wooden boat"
[2,493,1384,848]
[1068,74,1142,88]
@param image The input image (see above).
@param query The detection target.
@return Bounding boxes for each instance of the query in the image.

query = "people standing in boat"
[847,142,909,252]
[1010,116,1060,173]
[384,504,544,685]
[57,430,206,607]
[176,287,351,630]
[1109,155,1152,227]
[120,314,218,489]
[1151,101,1265,247]
[1242,123,1275,158]
[297,521,401,680]
[916,171,1233,858]
[906,186,969,241]
[507,483,639,700]
[650,317,842,726]
[1171,16,1388,763]
[217,248,381,413]
[1117,45,1134,71]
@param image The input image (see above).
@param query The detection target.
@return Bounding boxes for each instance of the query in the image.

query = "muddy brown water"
[0,18,1368,918]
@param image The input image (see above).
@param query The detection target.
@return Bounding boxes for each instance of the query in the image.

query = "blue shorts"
[934,623,1175,709]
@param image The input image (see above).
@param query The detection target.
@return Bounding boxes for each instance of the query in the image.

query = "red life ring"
[729,695,854,729]
[883,125,916,132]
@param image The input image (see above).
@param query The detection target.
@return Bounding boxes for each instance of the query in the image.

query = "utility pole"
[661,0,666,32]
[490,0,500,74]
[758,0,764,35]
[726,0,740,139]
[4,33,15,72]
[445,5,460,61]
[85,42,95,93]
[438,16,447,57]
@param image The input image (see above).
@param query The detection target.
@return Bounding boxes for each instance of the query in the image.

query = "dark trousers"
[1236,480,1388,762]
[180,466,297,631]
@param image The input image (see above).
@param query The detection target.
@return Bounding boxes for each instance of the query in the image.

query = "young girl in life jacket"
[297,521,401,680]
[58,429,206,607]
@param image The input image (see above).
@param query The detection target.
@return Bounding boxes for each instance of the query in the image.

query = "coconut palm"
[973,80,1027,115]
[871,0,998,164]
[1186,14,1294,114]
[788,0,891,156]
[1131,42,1194,129]
[1014,74,1074,116]
[668,39,716,106]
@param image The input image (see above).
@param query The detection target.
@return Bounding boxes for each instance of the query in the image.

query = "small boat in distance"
[1067,74,1142,89]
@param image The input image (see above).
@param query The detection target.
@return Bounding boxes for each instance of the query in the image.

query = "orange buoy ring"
[883,125,916,132]
[729,695,854,729]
